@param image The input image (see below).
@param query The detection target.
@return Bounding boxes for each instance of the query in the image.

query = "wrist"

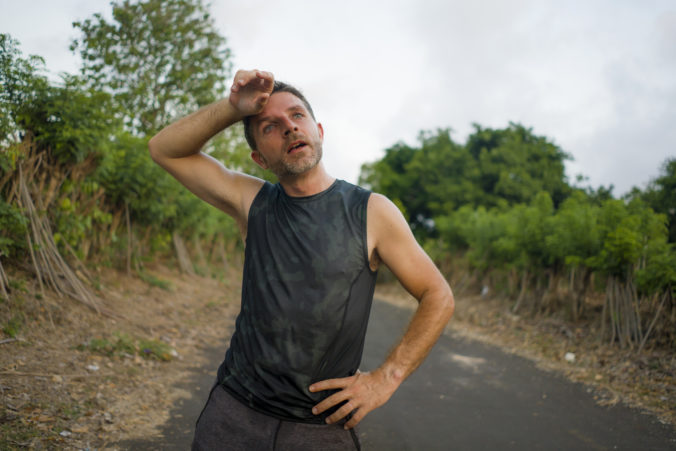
[375,364,405,390]
[225,95,247,122]
[214,97,244,125]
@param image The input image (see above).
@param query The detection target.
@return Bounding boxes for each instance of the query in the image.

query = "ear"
[250,151,269,170]
[317,122,324,141]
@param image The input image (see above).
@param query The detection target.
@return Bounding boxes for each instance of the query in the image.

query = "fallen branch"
[0,371,116,378]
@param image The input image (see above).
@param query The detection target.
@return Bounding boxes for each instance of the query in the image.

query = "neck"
[278,163,335,197]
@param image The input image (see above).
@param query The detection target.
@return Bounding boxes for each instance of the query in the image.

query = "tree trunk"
[512,270,530,313]
[173,231,195,276]
[125,202,132,276]
[193,235,210,276]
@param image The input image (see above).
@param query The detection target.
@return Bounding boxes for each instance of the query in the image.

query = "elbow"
[435,279,454,324]
[442,287,455,324]
[147,135,162,163]
[446,290,455,322]
[421,281,455,324]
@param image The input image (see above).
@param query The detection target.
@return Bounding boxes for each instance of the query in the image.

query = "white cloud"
[2,0,674,193]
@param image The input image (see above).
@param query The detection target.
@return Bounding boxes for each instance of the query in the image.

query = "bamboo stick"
[0,258,10,300]
[607,278,617,345]
[16,160,101,313]
[639,291,668,353]
[125,201,132,276]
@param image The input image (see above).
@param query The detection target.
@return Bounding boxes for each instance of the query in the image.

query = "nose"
[282,118,298,136]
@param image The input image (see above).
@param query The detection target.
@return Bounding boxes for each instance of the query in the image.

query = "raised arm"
[310,193,455,429]
[148,70,274,235]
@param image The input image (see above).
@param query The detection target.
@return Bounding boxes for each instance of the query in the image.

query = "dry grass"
[0,263,241,450]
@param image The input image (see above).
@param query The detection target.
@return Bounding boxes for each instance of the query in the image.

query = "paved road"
[121,299,676,450]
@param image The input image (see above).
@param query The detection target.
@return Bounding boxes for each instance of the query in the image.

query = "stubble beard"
[270,141,323,178]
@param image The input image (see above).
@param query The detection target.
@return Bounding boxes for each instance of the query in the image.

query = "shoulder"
[367,193,404,222]
[367,193,413,249]
[322,180,372,214]
[334,179,371,198]
[248,180,278,211]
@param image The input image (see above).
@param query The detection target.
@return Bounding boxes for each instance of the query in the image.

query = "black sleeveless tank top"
[218,179,378,422]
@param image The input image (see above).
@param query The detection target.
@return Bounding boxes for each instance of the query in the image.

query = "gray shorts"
[192,384,361,451]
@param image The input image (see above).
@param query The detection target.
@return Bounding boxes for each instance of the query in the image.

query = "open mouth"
[287,141,307,153]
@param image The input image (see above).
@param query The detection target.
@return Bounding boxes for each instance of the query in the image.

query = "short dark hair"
[243,81,316,150]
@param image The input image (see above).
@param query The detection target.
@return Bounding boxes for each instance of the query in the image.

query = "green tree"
[1,35,118,262]
[1,34,117,165]
[467,123,572,207]
[1,34,49,146]
[360,124,573,239]
[640,158,676,243]
[71,0,232,135]
[407,130,480,223]
[545,191,602,319]
[359,140,418,222]
[360,129,479,236]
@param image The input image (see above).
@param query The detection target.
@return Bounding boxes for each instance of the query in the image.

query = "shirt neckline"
[277,179,341,202]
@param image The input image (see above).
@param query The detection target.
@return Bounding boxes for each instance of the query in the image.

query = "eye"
[262,123,275,134]
[293,112,304,119]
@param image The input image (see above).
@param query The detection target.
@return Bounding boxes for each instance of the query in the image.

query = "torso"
[218,179,378,422]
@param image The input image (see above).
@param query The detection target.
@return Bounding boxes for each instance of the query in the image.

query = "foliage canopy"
[71,0,232,135]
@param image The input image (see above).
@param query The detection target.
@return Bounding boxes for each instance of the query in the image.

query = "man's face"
[250,92,324,178]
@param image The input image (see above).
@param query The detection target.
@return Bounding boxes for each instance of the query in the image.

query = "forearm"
[377,285,455,389]
[148,97,242,160]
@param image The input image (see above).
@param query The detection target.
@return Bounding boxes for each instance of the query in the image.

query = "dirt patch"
[1,263,241,450]
[375,283,676,428]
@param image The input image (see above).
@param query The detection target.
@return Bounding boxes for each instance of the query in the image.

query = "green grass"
[138,338,174,361]
[2,312,24,338]
[57,402,83,421]
[79,332,137,357]
[7,279,27,293]
[0,421,43,450]
[137,270,172,290]
[0,400,80,450]
[78,331,175,361]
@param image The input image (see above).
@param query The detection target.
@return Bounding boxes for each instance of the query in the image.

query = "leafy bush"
[0,198,27,258]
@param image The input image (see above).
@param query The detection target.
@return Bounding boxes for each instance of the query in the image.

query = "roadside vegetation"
[361,128,675,352]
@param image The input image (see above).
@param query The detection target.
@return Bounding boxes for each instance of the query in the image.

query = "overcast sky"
[2,0,674,195]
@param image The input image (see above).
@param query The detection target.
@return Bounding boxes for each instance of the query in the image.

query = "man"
[149,69,454,450]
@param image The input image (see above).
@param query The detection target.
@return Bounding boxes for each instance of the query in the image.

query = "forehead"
[255,92,309,121]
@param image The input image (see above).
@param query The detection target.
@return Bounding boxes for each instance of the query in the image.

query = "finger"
[344,408,367,430]
[256,70,274,82]
[253,71,274,91]
[256,92,270,107]
[309,375,353,393]
[230,76,248,92]
[231,70,246,91]
[325,401,357,425]
[231,69,259,91]
[312,391,350,415]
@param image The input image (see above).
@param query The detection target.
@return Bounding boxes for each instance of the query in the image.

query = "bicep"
[368,194,448,301]
[152,152,263,226]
